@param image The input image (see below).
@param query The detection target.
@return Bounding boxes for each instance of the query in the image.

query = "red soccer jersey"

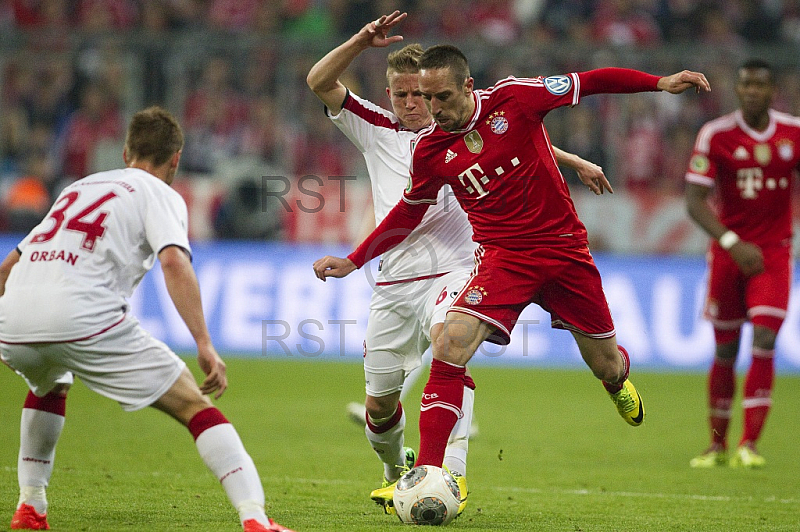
[686,109,800,247]
[405,75,588,249]
[348,68,660,267]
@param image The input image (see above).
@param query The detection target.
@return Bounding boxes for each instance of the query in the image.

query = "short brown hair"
[419,44,470,86]
[386,43,424,81]
[125,106,184,166]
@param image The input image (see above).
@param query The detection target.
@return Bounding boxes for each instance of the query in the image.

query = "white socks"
[195,423,267,526]
[444,386,473,476]
[366,408,407,482]
[18,408,65,514]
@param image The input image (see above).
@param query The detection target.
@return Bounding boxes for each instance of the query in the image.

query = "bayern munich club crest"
[490,115,508,134]
[489,112,508,134]
[464,285,488,305]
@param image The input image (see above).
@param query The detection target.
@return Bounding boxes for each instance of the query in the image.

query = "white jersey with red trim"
[328,90,475,283]
[686,109,800,247]
[0,168,191,343]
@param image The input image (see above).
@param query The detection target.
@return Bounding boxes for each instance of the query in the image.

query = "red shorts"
[450,244,615,344]
[704,243,792,342]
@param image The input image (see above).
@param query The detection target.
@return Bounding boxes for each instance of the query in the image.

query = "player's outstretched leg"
[156,368,294,532]
[11,390,67,530]
[602,346,645,426]
[189,407,295,530]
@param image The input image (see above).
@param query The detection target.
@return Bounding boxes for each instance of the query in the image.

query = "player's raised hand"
[359,10,407,48]
[658,70,711,94]
[197,343,228,399]
[313,256,357,281]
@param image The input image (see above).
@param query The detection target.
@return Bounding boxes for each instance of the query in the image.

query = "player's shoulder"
[341,90,402,131]
[770,109,800,130]
[484,75,545,92]
[699,112,738,134]
[410,123,439,154]
[695,112,739,149]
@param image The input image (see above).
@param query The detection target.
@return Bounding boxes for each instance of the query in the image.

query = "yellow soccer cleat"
[689,447,728,468]
[369,447,416,515]
[607,379,645,426]
[729,444,765,469]
[445,469,468,517]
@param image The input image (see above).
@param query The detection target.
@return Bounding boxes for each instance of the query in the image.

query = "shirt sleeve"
[577,68,660,96]
[685,125,717,187]
[348,199,430,268]
[327,90,399,153]
[144,184,192,258]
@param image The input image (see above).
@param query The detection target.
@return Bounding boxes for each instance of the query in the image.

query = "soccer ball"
[393,465,461,526]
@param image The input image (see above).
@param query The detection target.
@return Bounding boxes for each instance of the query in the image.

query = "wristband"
[718,230,740,250]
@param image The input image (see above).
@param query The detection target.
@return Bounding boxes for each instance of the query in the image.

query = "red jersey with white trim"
[0,168,190,343]
[405,74,589,249]
[686,109,800,247]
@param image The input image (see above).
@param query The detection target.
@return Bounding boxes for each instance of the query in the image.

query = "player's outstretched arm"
[0,248,21,297]
[552,146,612,195]
[307,10,407,114]
[657,70,711,94]
[159,245,228,398]
[686,182,764,276]
[313,197,429,282]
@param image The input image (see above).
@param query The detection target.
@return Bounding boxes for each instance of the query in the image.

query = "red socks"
[741,349,774,445]
[416,359,466,467]
[24,391,66,416]
[708,357,735,447]
[188,407,230,440]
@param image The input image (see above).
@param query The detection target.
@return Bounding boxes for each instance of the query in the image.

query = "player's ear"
[171,150,182,170]
[464,77,474,94]
[122,147,129,165]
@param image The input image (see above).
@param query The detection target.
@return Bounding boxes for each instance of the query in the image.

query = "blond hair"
[386,43,424,81]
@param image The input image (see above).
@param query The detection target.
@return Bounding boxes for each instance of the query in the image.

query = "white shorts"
[364,269,471,397]
[0,314,185,412]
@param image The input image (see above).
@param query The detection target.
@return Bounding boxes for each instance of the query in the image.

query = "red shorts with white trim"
[704,243,792,340]
[450,244,615,345]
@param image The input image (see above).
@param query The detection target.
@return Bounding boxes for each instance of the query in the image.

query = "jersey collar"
[734,109,776,142]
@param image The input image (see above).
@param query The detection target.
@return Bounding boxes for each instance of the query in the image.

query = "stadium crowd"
[2,0,800,238]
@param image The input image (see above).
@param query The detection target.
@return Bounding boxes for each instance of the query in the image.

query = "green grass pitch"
[2,357,799,531]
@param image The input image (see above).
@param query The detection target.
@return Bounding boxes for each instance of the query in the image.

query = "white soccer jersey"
[328,90,476,283]
[0,168,190,343]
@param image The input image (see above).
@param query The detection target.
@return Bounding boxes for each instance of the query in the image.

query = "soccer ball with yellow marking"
[393,465,461,526]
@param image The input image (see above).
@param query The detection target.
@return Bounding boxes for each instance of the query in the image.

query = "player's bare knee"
[715,340,740,360]
[586,349,622,382]
[51,383,71,396]
[365,394,397,419]
[752,325,777,350]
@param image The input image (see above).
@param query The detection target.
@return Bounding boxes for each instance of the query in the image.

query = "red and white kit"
[686,109,800,334]
[0,168,191,409]
[350,69,662,343]
[329,90,475,394]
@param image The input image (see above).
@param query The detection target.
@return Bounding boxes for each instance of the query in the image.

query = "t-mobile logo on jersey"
[457,157,521,199]
[737,167,763,199]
